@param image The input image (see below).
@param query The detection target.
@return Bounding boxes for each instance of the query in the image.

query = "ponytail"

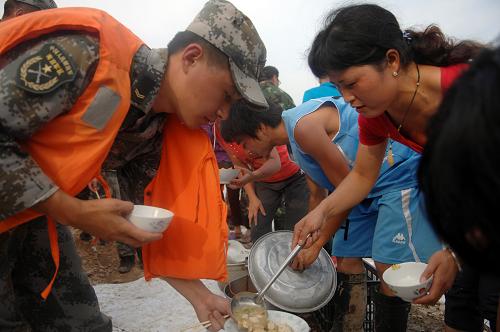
[309,4,484,73]
[405,25,483,66]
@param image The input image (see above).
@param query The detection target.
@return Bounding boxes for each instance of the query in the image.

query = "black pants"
[0,217,111,331]
[445,263,500,331]
[251,171,309,242]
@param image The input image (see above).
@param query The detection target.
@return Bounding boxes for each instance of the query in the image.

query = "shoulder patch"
[16,43,77,94]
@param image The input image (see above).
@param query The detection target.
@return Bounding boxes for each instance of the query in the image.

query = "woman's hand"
[413,249,459,305]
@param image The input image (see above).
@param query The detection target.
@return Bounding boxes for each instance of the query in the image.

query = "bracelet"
[445,247,463,272]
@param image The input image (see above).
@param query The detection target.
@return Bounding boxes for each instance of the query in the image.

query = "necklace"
[387,63,420,166]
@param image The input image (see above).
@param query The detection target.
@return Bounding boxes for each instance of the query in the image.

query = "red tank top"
[215,127,299,183]
[358,63,469,153]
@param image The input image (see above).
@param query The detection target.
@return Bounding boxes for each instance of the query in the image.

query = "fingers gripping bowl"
[127,205,174,233]
[382,262,433,302]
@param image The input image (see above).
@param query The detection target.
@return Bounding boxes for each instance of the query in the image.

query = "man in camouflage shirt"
[2,0,56,20]
[259,65,295,111]
[0,1,267,330]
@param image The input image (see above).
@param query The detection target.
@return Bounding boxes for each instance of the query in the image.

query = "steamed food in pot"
[232,305,293,332]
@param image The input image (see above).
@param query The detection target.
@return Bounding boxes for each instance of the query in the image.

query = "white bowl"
[382,262,433,302]
[219,168,239,184]
[128,205,174,233]
[227,240,250,264]
[224,310,310,332]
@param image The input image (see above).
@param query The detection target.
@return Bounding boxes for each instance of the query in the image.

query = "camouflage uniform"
[259,81,295,111]
[0,1,267,330]
[14,0,57,10]
[0,33,166,330]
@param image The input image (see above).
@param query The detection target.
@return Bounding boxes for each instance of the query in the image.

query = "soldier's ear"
[180,43,203,73]
[15,8,25,17]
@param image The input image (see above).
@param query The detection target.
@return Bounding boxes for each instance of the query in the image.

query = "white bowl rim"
[383,262,430,287]
[130,205,174,219]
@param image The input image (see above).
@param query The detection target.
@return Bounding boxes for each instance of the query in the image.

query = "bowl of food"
[382,262,432,302]
[128,205,174,233]
[219,168,240,184]
[224,309,310,332]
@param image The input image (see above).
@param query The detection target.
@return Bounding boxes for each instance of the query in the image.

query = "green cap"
[15,0,57,10]
[187,0,268,108]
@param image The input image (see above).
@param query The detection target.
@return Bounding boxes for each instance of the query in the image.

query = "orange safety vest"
[143,116,228,282]
[0,8,144,298]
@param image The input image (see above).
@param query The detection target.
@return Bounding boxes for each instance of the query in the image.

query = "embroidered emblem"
[16,43,76,94]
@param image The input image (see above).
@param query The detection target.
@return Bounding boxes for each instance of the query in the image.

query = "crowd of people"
[0,0,498,331]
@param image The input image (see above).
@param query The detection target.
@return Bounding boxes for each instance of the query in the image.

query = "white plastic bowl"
[382,262,433,302]
[219,168,239,184]
[128,205,174,233]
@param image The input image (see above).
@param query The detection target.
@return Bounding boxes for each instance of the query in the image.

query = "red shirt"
[358,63,469,153]
[214,127,299,183]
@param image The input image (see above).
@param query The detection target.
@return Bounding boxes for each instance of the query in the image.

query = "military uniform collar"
[130,47,168,114]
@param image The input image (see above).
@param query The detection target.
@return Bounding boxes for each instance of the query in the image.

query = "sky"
[3,1,499,104]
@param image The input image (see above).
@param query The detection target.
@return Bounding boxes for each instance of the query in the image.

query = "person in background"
[419,47,500,332]
[0,1,267,330]
[202,123,247,239]
[302,73,340,103]
[216,118,309,244]
[2,0,56,20]
[259,65,295,110]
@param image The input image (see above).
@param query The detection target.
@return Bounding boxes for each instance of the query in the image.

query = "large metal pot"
[247,231,337,313]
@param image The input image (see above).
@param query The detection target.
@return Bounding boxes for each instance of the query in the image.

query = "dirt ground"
[74,229,445,331]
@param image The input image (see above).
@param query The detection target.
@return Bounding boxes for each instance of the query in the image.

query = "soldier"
[0,1,266,331]
[258,65,295,111]
[2,0,56,20]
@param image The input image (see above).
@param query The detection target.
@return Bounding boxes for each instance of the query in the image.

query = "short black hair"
[167,30,228,68]
[259,65,279,82]
[419,47,500,274]
[220,99,283,143]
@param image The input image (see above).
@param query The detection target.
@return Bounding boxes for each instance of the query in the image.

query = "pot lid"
[247,231,337,313]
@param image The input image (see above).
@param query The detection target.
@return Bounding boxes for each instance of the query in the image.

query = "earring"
[392,71,399,77]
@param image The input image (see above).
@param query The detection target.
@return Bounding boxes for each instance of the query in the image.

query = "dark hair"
[259,66,279,82]
[220,99,283,142]
[167,30,228,68]
[309,4,483,74]
[419,47,500,274]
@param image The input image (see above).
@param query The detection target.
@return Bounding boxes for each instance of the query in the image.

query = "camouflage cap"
[15,0,57,10]
[187,0,268,108]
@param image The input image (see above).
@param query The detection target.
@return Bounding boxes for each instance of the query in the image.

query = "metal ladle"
[230,234,311,321]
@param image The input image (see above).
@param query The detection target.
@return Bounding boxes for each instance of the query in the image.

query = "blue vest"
[282,97,420,200]
[302,82,341,102]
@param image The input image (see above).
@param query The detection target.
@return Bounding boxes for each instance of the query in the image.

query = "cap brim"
[229,60,268,108]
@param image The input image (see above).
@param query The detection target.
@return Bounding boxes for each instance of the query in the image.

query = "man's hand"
[192,293,230,331]
[413,249,458,305]
[247,196,266,227]
[230,167,254,188]
[34,190,162,247]
[87,178,100,193]
[291,245,322,271]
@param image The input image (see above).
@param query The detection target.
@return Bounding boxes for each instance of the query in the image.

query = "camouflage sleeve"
[281,91,296,110]
[261,84,296,111]
[0,33,99,220]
